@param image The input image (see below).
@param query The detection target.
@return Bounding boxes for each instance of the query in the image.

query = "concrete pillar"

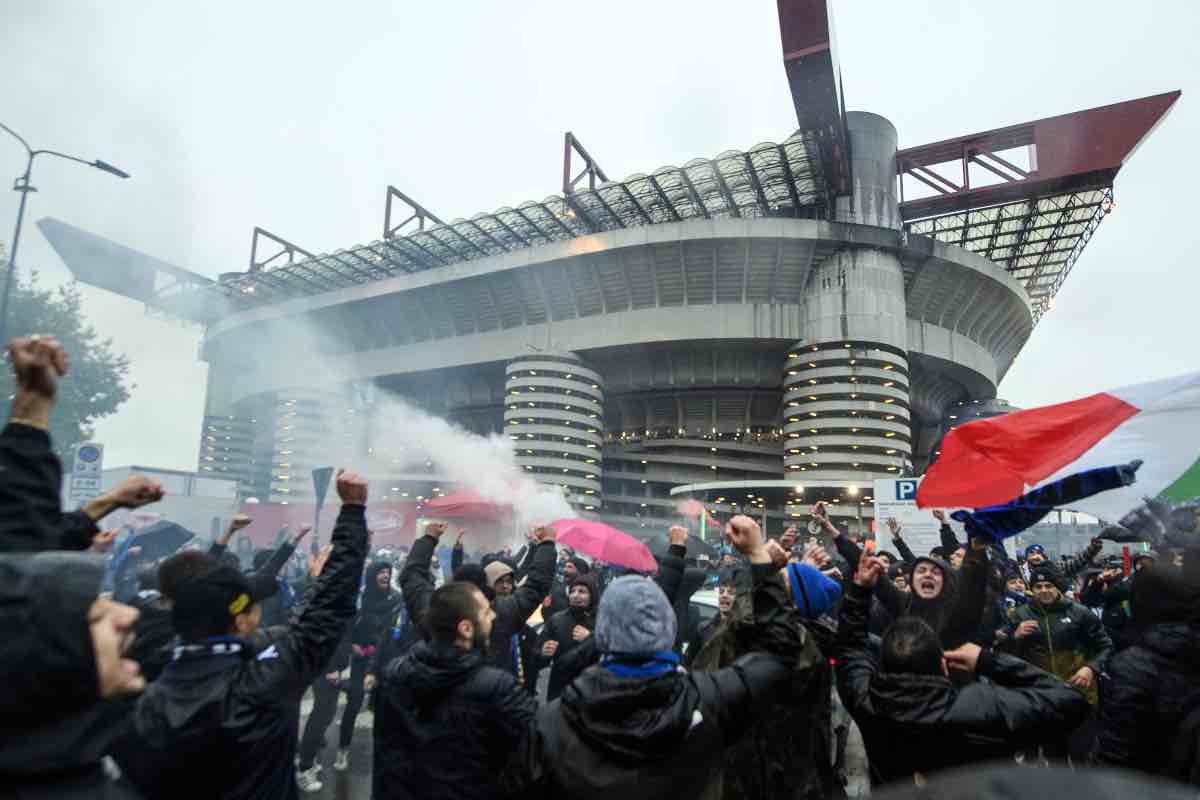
[503,352,604,511]
[835,111,901,230]
[783,111,912,490]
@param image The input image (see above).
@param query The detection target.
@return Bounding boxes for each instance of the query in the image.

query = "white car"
[690,588,720,630]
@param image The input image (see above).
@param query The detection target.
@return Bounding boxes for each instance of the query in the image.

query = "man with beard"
[375,581,536,800]
[331,560,395,772]
[372,524,554,798]
[537,572,599,701]
[399,523,556,679]
[835,548,1089,786]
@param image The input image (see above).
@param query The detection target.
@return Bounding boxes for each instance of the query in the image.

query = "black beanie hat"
[1029,564,1064,592]
[1131,564,1199,628]
[568,556,590,575]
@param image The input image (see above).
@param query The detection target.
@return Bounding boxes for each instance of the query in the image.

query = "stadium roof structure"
[40,0,1180,329]
[897,90,1181,319]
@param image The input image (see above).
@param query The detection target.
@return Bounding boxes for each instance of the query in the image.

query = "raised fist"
[109,473,165,510]
[336,469,368,505]
[780,526,799,551]
[725,515,763,556]
[764,539,788,569]
[667,525,688,547]
[8,335,69,400]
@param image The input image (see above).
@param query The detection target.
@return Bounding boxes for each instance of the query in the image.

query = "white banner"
[872,477,958,558]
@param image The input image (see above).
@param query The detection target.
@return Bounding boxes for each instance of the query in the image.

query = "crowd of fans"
[1,333,1198,799]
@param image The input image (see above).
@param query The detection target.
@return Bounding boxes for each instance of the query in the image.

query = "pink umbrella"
[550,518,657,572]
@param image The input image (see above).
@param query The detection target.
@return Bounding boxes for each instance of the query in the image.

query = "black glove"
[1116,459,1143,487]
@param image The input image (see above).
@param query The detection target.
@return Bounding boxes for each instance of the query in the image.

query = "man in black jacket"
[835,548,1089,786]
[537,572,599,701]
[0,551,145,799]
[375,580,537,800]
[371,523,554,798]
[400,522,555,679]
[1092,561,1200,783]
[509,515,806,800]
[0,335,163,555]
[115,469,369,800]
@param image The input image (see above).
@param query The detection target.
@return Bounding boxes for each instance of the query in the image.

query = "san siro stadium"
[42,1,1179,539]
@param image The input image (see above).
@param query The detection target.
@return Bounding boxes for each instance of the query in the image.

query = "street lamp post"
[0,122,130,345]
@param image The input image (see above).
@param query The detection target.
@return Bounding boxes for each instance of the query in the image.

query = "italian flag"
[917,371,1200,520]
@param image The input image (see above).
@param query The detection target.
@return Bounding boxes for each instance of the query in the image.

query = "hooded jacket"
[352,560,396,650]
[1092,565,1200,782]
[873,549,989,649]
[0,552,140,799]
[545,557,590,618]
[374,535,553,798]
[114,505,367,800]
[1002,592,1113,705]
[509,562,802,800]
[835,534,989,649]
[835,581,1089,785]
[374,641,536,800]
[538,573,599,701]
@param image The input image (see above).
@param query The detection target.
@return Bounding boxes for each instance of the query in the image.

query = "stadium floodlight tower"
[44,1,1179,537]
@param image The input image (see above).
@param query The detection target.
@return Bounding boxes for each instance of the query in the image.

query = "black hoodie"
[352,560,395,649]
[538,573,599,701]
[375,641,536,800]
[872,550,990,649]
[0,552,140,799]
[1093,564,1200,781]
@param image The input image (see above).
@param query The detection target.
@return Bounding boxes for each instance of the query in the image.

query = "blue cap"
[785,562,843,619]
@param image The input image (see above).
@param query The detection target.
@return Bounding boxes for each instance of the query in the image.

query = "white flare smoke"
[368,396,573,531]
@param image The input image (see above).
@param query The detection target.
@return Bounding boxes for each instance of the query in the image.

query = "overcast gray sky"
[2,0,1196,470]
